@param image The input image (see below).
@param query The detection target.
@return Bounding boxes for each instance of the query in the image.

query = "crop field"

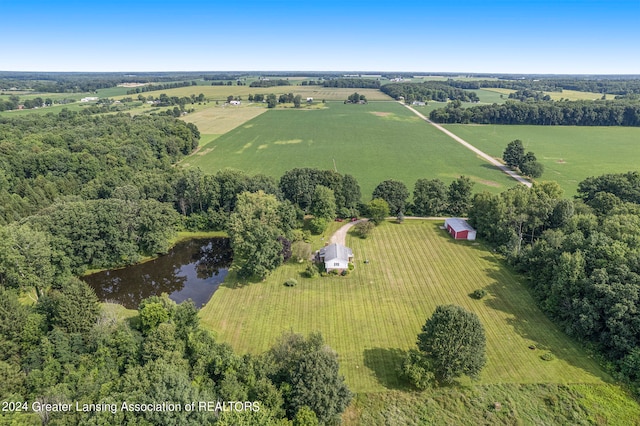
[181,105,268,135]
[200,220,610,393]
[181,101,520,197]
[442,124,640,196]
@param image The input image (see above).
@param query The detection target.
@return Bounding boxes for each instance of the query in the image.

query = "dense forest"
[0,110,356,424]
[468,175,640,396]
[380,82,479,103]
[322,79,380,89]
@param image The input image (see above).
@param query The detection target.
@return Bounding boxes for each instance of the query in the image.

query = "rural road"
[401,103,533,188]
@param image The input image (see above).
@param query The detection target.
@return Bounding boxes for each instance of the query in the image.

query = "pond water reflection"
[83,238,232,309]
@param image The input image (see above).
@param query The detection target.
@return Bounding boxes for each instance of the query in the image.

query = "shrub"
[292,241,312,262]
[284,278,298,287]
[540,352,555,361]
[303,263,319,278]
[471,289,487,299]
[353,221,375,239]
[402,349,434,390]
[309,217,328,235]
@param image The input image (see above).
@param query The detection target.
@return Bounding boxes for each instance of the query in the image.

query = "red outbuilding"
[444,218,477,240]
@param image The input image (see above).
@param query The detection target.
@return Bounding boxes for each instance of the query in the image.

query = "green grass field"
[482,87,614,101]
[442,124,640,196]
[200,220,610,394]
[182,101,520,197]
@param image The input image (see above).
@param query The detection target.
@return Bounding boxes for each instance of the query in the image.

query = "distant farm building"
[318,243,353,272]
[444,218,476,240]
[307,97,313,103]
[80,97,99,102]
[229,100,241,105]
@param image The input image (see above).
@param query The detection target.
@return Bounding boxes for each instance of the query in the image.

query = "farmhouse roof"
[445,218,476,233]
[319,243,353,262]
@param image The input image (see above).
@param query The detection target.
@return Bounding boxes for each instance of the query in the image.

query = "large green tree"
[415,305,486,384]
[503,139,525,168]
[447,176,474,216]
[372,180,409,215]
[310,185,336,220]
[227,191,291,279]
[413,178,448,216]
[367,198,390,224]
[266,332,351,423]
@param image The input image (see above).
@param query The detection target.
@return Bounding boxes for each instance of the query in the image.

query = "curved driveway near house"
[401,103,533,188]
[329,219,367,245]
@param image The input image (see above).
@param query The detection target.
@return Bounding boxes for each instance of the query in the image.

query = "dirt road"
[401,103,533,188]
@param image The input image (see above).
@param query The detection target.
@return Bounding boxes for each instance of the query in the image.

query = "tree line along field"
[117,85,394,102]
[182,101,519,197]
[443,124,640,196]
[200,220,611,394]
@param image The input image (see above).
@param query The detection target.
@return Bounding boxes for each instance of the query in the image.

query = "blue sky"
[1,0,639,74]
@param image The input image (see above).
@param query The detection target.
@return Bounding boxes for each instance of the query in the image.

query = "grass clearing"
[182,101,518,197]
[200,220,610,394]
[442,124,640,196]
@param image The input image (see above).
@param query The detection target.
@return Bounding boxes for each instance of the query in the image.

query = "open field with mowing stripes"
[200,220,610,394]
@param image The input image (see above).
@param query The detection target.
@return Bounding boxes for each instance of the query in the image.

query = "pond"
[83,238,232,309]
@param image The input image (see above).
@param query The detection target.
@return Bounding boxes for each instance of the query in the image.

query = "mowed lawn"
[199,220,610,393]
[443,124,640,196]
[183,102,519,197]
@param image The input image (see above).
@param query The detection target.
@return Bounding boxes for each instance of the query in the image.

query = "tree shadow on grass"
[479,272,614,383]
[362,348,413,391]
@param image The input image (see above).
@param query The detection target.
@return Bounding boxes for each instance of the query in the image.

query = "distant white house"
[229,100,241,105]
[444,218,477,240]
[318,243,353,272]
[306,97,313,103]
[412,101,426,106]
[80,97,99,102]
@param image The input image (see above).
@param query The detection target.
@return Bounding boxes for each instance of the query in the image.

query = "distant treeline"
[126,81,196,94]
[381,82,479,103]
[249,79,291,88]
[322,78,380,89]
[445,78,640,95]
[429,99,640,126]
[0,72,206,92]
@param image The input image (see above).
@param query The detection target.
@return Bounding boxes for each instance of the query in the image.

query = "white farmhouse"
[318,243,353,272]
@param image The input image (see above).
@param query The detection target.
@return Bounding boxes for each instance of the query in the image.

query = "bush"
[540,352,555,361]
[309,217,328,235]
[402,349,434,390]
[471,289,487,299]
[292,241,312,262]
[353,221,375,239]
[284,278,298,287]
[303,263,319,278]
